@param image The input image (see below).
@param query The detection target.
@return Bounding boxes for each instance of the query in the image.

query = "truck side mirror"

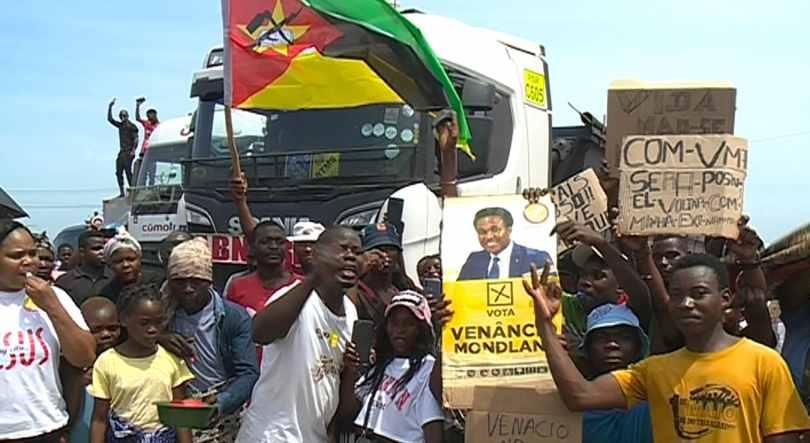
[461,79,496,111]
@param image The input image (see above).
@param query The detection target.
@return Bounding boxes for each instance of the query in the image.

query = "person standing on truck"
[107,98,139,197]
[133,97,160,183]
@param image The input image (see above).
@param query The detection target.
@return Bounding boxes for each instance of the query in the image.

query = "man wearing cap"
[458,207,553,281]
[578,303,652,443]
[160,238,259,443]
[289,221,326,274]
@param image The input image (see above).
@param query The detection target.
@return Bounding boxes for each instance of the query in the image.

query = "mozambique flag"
[222,0,473,156]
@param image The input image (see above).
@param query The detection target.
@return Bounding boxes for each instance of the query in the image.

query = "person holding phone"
[339,291,451,443]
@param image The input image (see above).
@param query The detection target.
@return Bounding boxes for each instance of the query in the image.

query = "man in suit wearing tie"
[457,207,553,280]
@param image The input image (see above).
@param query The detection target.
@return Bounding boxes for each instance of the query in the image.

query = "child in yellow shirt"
[88,284,194,443]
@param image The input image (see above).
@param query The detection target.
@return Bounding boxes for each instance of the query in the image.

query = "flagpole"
[224,105,242,179]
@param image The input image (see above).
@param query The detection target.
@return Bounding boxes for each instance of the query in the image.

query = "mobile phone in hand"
[352,320,375,367]
[423,278,441,300]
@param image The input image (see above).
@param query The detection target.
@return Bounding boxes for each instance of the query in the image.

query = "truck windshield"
[188,102,427,189]
[137,142,185,186]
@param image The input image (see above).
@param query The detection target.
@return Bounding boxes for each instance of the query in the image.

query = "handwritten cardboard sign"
[465,385,582,443]
[605,80,737,178]
[551,169,609,252]
[617,134,748,239]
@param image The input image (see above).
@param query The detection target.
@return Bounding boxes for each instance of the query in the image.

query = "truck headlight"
[187,208,212,227]
[337,208,379,227]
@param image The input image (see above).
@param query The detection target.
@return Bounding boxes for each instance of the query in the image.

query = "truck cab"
[183,10,553,288]
[127,114,194,265]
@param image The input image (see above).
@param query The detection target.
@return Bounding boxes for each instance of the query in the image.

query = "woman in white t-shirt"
[341,290,445,443]
[0,220,97,443]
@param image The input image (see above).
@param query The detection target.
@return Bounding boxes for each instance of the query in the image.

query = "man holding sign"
[526,255,810,442]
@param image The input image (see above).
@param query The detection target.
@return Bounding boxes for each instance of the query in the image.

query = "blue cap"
[361,223,402,252]
[579,303,649,361]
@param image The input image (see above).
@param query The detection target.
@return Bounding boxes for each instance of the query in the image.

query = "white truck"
[164,9,602,288]
[127,114,193,263]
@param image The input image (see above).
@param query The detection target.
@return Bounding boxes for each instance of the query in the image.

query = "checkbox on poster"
[487,281,513,307]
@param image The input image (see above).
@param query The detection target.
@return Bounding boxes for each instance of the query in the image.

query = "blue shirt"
[582,402,652,443]
[781,304,810,389]
[172,296,228,392]
[68,391,94,443]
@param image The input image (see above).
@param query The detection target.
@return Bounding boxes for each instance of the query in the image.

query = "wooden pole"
[224,105,242,178]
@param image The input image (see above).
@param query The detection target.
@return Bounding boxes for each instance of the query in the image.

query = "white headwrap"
[103,228,142,262]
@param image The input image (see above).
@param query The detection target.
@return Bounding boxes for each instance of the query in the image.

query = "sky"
[1,0,808,242]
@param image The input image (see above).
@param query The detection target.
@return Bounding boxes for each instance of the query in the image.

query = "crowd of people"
[2,111,810,443]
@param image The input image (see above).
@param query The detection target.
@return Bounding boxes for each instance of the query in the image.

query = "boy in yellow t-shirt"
[88,284,194,443]
[524,254,810,443]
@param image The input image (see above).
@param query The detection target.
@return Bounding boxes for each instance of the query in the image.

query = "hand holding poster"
[441,194,561,409]
[617,134,748,238]
[551,168,609,252]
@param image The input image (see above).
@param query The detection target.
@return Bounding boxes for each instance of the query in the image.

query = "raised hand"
[229,172,248,202]
[437,111,459,153]
[522,188,551,204]
[553,219,604,247]
[109,98,116,107]
[727,215,762,262]
[522,260,562,322]
[609,208,648,254]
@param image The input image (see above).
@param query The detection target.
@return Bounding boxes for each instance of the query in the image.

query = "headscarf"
[103,228,141,262]
[33,231,55,256]
[167,237,213,282]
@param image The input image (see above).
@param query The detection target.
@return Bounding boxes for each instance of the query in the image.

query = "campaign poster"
[440,194,562,409]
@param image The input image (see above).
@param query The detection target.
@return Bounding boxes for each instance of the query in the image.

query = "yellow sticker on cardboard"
[524,68,547,108]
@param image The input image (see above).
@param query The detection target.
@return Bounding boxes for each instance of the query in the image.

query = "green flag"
[301,0,474,158]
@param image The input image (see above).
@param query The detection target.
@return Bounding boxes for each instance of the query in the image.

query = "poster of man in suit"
[442,195,557,282]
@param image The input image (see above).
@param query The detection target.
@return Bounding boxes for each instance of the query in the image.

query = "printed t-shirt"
[0,287,89,440]
[88,346,195,431]
[355,355,444,443]
[236,280,358,443]
[583,402,652,443]
[780,303,810,389]
[612,338,810,442]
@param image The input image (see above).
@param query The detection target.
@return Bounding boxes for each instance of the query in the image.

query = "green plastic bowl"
[155,402,218,428]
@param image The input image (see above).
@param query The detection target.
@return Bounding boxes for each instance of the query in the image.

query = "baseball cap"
[288,221,325,243]
[385,290,432,324]
[361,223,402,252]
[579,303,649,360]
[571,244,629,269]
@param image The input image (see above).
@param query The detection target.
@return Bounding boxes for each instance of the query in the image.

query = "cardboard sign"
[605,80,737,178]
[465,385,582,443]
[617,134,748,239]
[551,169,609,252]
[441,195,560,409]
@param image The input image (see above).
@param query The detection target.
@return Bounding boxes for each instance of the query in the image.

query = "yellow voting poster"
[440,194,561,409]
